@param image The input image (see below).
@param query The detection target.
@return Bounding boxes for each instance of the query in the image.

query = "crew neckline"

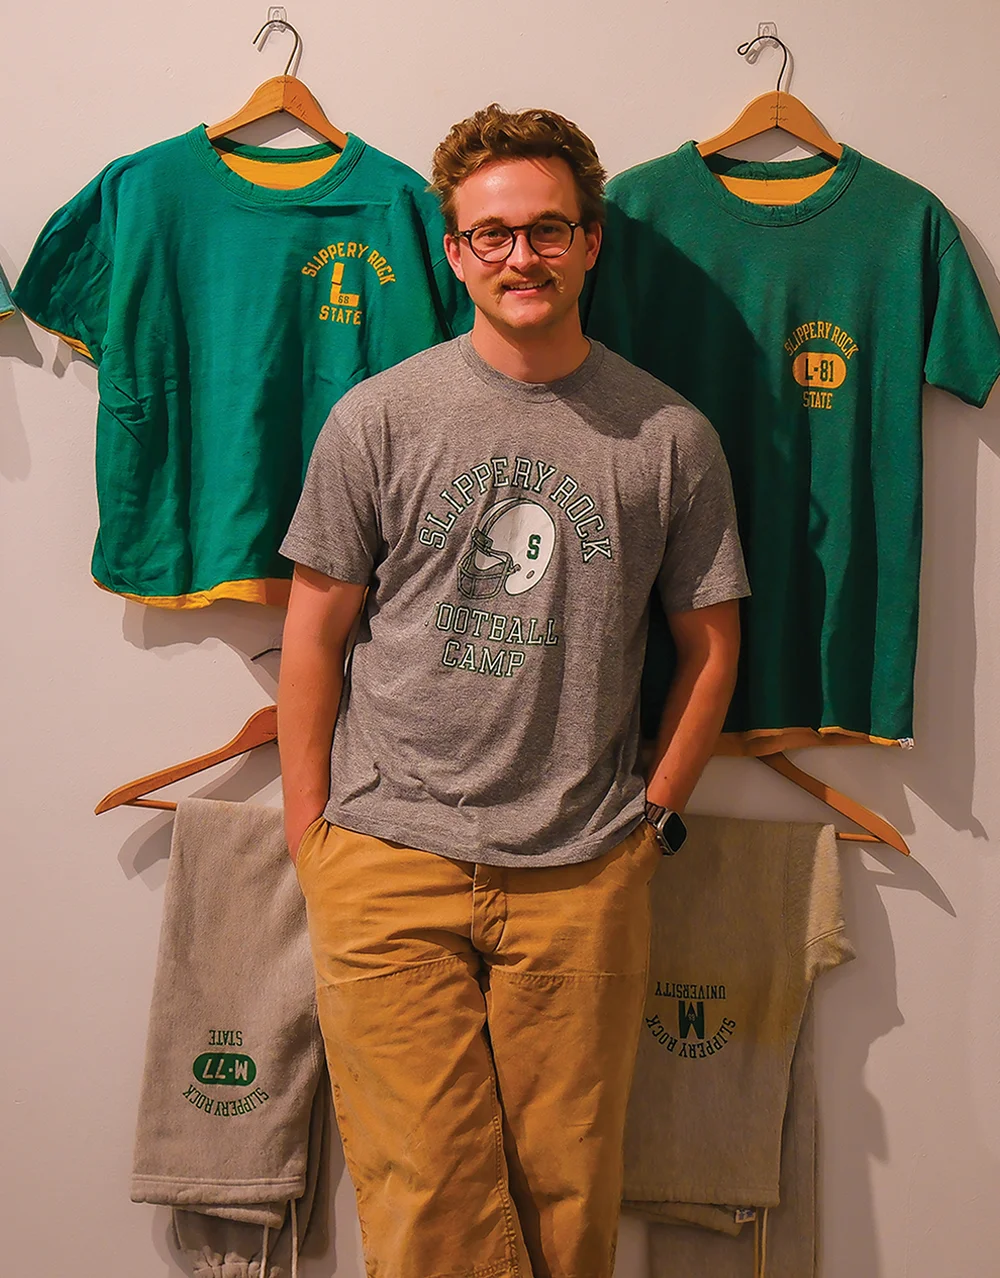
[187,126,366,206]
[458,334,606,400]
[679,140,862,226]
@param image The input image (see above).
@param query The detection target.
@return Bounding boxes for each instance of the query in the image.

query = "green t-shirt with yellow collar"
[586,142,1000,753]
[13,127,472,608]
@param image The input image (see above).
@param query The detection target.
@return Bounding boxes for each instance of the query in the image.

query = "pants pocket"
[293,814,329,875]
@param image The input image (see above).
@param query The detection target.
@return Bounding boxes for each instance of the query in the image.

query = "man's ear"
[584,221,602,271]
[443,233,466,283]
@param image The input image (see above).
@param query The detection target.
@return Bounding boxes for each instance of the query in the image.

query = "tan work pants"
[295,819,660,1278]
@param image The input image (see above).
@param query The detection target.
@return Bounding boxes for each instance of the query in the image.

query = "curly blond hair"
[431,103,606,234]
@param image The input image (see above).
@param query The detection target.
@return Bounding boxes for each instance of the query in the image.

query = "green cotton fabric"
[0,265,12,317]
[586,142,1000,746]
[13,127,472,606]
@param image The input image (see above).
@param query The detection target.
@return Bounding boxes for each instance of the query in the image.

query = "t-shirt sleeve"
[402,184,473,343]
[11,169,114,362]
[431,251,474,339]
[366,186,472,374]
[0,265,13,319]
[924,231,1000,407]
[279,409,382,584]
[657,427,751,613]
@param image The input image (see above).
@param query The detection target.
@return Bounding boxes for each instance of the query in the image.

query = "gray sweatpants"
[131,799,327,1278]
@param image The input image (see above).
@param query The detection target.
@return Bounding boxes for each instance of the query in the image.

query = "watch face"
[663,811,687,853]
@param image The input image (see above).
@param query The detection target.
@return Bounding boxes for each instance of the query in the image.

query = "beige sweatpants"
[644,996,817,1278]
[622,815,854,1278]
[295,817,661,1278]
[623,816,853,1210]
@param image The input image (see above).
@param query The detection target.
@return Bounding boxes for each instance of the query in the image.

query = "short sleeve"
[415,183,472,340]
[431,250,474,339]
[12,169,114,362]
[367,184,472,373]
[0,265,13,319]
[924,232,1000,407]
[396,183,472,344]
[658,434,750,613]
[280,410,381,584]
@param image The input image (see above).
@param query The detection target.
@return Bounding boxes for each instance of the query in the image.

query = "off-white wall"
[3,2,999,1274]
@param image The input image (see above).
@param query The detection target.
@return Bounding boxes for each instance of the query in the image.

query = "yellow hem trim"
[94,576,291,609]
[715,725,905,757]
[21,313,93,359]
[717,169,836,206]
[0,307,14,321]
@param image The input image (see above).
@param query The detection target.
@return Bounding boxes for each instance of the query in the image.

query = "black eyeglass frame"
[455,218,585,262]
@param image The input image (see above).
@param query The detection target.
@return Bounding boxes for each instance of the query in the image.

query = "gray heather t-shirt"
[281,335,749,867]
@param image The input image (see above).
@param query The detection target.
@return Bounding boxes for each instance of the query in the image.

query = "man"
[278,104,749,1278]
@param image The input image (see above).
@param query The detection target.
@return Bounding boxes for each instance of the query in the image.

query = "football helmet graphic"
[457,498,556,600]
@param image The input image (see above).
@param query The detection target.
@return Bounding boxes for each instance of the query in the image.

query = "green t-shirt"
[586,142,1000,751]
[13,127,472,607]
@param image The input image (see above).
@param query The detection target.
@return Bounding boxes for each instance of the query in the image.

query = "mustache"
[496,271,557,288]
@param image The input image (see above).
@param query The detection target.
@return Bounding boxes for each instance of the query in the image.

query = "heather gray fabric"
[622,815,853,1209]
[172,1080,329,1278]
[131,799,326,1278]
[644,998,818,1278]
[281,336,749,867]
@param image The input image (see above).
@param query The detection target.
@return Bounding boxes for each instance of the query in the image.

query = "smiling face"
[443,155,601,340]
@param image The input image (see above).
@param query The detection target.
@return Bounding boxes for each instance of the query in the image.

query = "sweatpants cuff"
[188,1253,278,1278]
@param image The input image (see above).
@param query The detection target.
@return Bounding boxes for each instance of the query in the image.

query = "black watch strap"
[644,801,688,855]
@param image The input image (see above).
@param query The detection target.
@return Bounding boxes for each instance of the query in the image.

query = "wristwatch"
[644,801,687,855]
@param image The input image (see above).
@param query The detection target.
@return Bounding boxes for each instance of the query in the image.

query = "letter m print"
[678,1000,705,1041]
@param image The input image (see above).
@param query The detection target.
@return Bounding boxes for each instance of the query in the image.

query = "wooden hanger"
[698,34,842,160]
[760,752,910,855]
[96,705,908,854]
[206,15,348,151]
[95,706,277,814]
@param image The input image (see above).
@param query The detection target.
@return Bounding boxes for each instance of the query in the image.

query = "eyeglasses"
[456,217,583,262]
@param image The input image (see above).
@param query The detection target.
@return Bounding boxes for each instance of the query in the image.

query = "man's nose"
[506,228,542,269]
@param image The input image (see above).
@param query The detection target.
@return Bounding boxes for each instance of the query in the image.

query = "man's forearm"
[278,633,345,855]
[645,600,741,812]
[278,567,366,856]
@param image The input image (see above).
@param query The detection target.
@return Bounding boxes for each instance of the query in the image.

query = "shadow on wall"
[0,285,106,481]
[816,846,906,1278]
[123,601,285,737]
[122,597,287,689]
[895,216,1000,841]
[0,304,43,483]
[116,744,284,885]
[105,602,288,885]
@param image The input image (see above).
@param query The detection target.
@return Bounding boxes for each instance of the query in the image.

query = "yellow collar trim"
[218,151,340,190]
[716,168,836,206]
